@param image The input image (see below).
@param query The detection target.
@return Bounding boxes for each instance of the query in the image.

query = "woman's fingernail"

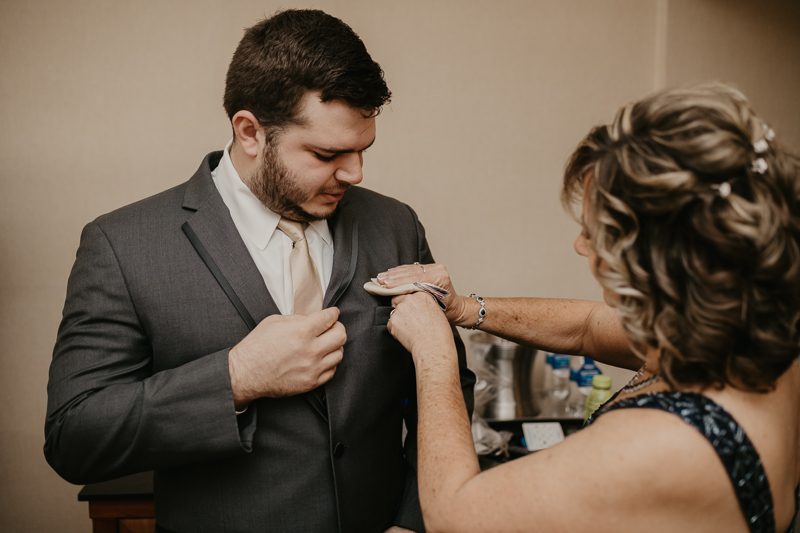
[377,272,387,280]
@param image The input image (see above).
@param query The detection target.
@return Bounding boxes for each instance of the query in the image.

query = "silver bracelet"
[467,294,486,330]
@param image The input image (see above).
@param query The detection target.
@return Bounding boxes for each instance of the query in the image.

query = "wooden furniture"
[78,472,155,533]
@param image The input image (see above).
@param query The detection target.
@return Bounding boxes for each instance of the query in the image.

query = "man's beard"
[249,140,349,222]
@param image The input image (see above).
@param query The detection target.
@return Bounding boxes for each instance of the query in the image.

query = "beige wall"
[666,0,800,145]
[1,1,798,531]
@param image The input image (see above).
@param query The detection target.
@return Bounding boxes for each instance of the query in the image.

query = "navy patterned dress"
[584,392,800,533]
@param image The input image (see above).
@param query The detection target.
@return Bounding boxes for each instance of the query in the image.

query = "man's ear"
[231,110,262,158]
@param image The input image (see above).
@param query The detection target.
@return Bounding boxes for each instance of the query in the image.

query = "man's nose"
[334,152,364,185]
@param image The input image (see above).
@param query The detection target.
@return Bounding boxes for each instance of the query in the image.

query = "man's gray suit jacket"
[45,152,475,533]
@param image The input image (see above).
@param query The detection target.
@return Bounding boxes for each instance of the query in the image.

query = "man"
[44,10,474,533]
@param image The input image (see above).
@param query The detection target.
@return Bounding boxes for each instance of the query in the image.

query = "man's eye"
[314,152,335,162]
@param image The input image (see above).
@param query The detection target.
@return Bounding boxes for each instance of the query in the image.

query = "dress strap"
[787,484,799,533]
[585,392,776,533]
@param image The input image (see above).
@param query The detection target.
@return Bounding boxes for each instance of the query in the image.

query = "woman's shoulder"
[462,405,731,533]
[578,399,733,485]
[489,404,738,531]
[466,391,774,532]
[583,370,800,533]
[568,402,754,530]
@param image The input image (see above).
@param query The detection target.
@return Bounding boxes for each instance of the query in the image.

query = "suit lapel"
[317,198,359,420]
[324,198,358,309]
[182,153,279,326]
[313,200,358,419]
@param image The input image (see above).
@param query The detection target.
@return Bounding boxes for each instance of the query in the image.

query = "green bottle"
[583,374,613,423]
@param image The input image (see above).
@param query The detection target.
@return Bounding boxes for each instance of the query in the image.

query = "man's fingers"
[306,307,340,335]
[317,366,338,386]
[320,347,344,369]
[314,321,347,354]
[316,348,343,386]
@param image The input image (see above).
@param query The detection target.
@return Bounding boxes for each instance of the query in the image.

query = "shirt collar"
[214,139,332,249]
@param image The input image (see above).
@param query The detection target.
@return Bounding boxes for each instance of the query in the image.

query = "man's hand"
[228,307,346,409]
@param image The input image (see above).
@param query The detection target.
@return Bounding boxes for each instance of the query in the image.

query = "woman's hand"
[377,263,467,325]
[387,292,456,362]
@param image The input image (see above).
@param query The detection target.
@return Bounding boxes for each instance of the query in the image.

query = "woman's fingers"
[391,294,409,307]
[388,292,453,356]
[378,263,442,287]
[379,263,466,325]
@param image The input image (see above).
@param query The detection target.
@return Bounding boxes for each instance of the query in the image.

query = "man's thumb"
[307,307,340,335]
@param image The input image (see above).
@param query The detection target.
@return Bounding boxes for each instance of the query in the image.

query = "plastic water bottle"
[543,352,554,391]
[584,374,613,423]
[569,358,601,418]
[550,354,571,415]
[568,356,583,414]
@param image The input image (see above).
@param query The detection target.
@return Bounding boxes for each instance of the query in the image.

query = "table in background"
[78,471,154,533]
[479,415,584,470]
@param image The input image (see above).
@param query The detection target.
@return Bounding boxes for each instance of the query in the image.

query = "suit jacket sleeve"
[391,206,477,532]
[44,221,256,485]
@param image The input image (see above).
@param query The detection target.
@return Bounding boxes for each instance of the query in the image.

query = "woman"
[382,84,800,533]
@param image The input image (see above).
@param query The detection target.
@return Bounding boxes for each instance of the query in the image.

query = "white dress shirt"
[211,139,334,315]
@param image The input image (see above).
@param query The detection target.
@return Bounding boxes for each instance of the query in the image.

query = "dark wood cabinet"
[79,472,155,533]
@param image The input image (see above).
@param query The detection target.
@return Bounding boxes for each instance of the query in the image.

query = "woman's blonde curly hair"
[563,83,800,391]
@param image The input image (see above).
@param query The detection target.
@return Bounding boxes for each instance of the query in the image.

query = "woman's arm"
[387,293,480,528]
[456,296,639,370]
[378,264,640,371]
[387,292,741,533]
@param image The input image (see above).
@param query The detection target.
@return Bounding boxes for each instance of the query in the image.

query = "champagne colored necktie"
[277,218,324,315]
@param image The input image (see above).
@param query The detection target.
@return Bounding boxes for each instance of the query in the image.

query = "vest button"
[333,442,345,458]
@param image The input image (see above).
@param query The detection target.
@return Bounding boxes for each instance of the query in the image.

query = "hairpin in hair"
[751,125,775,174]
[752,158,768,174]
[712,182,732,198]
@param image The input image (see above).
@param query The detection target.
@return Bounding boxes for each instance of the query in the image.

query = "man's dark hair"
[223,9,391,133]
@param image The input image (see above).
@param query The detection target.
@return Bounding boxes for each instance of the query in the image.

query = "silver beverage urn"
[470,333,539,420]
